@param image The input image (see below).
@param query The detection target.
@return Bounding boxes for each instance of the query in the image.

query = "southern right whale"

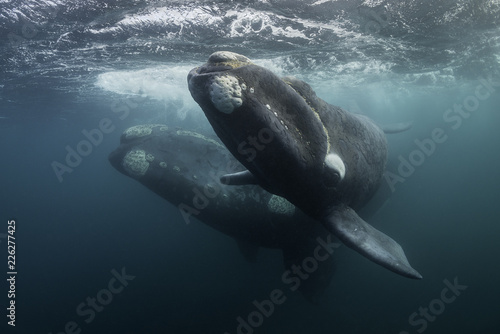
[188,51,422,279]
[109,124,339,301]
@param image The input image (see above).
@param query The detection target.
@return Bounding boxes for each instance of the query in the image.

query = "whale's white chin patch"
[325,153,346,180]
[209,75,243,114]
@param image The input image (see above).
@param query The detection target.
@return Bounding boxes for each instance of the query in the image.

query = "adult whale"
[109,124,339,301]
[188,51,422,279]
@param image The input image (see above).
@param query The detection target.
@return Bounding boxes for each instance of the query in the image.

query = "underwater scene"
[1,0,499,333]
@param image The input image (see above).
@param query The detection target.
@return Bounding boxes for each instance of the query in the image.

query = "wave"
[95,64,199,120]
[1,0,499,113]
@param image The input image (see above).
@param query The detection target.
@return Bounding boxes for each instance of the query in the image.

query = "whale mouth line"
[188,64,236,86]
[191,51,254,78]
[194,64,234,76]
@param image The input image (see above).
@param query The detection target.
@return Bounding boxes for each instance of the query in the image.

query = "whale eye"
[324,170,341,188]
[332,171,341,183]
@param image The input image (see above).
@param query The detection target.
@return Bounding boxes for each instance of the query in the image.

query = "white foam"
[361,0,385,7]
[226,8,356,42]
[226,8,312,41]
[111,6,223,36]
[95,65,199,120]
[311,0,338,6]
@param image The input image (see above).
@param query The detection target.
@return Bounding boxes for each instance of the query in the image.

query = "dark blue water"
[1,1,499,333]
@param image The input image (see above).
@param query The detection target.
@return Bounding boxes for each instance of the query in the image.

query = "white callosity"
[324,153,346,180]
[122,150,150,177]
[267,195,296,216]
[124,124,166,139]
[209,75,243,114]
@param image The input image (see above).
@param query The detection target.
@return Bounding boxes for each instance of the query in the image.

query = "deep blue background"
[1,1,499,333]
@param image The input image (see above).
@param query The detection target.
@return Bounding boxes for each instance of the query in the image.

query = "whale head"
[188,51,332,199]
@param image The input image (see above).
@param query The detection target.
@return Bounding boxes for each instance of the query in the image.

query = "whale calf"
[109,124,339,300]
[188,51,422,279]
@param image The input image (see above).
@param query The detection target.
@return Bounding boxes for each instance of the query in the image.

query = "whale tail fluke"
[236,239,260,263]
[322,205,422,280]
[282,233,338,303]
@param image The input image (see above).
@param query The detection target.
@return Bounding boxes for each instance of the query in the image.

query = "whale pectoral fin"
[322,206,422,279]
[220,170,259,185]
[380,121,413,134]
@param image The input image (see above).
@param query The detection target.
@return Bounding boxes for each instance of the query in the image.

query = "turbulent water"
[1,1,499,333]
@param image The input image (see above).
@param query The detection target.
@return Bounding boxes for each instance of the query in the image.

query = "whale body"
[109,124,339,300]
[188,51,422,279]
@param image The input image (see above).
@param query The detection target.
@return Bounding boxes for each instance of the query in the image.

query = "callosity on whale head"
[188,51,422,279]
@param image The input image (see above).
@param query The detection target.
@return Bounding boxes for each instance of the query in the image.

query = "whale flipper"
[380,122,413,134]
[221,170,259,185]
[323,206,422,279]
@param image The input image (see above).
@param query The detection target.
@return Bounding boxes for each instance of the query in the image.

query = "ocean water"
[1,1,499,333]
